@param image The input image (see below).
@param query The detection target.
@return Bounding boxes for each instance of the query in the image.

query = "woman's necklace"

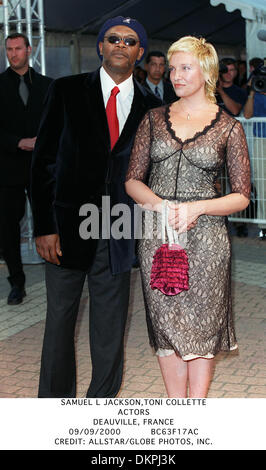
[178,101,192,120]
[179,101,213,121]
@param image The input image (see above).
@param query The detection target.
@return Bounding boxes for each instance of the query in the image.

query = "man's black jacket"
[0,67,53,186]
[31,69,161,274]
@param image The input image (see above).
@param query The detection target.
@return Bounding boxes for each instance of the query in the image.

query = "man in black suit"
[143,50,177,104]
[0,33,52,305]
[31,16,161,398]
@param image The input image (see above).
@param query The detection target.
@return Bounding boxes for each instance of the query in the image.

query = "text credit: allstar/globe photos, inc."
[0,397,264,451]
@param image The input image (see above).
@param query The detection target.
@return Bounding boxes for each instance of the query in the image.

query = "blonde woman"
[125,36,251,398]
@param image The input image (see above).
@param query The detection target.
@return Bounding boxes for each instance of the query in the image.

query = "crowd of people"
[0,16,264,399]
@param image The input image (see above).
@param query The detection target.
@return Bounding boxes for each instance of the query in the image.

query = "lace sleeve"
[226,120,251,199]
[126,111,152,182]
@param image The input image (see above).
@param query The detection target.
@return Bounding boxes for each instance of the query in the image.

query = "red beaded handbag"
[150,201,189,296]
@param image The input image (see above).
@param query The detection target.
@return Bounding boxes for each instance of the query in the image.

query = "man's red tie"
[106,86,120,150]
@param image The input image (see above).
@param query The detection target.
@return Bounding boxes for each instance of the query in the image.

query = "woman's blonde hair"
[167,36,219,103]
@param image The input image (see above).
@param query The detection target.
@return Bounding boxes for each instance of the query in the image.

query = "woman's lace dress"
[126,105,251,360]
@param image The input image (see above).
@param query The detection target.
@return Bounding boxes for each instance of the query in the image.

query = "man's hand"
[18,137,37,151]
[35,234,62,265]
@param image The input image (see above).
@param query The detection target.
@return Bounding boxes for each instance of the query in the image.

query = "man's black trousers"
[38,238,131,398]
[0,185,29,288]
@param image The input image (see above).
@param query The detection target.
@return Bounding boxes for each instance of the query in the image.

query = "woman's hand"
[167,201,201,233]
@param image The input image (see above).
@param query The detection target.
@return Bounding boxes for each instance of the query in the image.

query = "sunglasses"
[104,35,139,47]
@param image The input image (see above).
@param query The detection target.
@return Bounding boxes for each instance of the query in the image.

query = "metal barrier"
[221,116,266,225]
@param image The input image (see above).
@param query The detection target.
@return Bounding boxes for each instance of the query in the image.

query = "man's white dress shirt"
[100,66,134,136]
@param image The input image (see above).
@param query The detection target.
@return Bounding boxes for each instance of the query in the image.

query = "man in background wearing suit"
[144,50,177,104]
[31,16,161,398]
[0,33,52,305]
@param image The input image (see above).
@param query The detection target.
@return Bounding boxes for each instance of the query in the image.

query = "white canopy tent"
[211,0,266,64]
[1,1,265,70]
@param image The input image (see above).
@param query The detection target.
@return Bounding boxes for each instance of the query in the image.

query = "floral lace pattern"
[126,105,251,359]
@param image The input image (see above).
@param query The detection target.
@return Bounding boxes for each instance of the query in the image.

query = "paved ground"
[0,225,265,398]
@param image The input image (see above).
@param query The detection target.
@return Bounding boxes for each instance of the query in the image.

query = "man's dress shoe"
[7,286,26,305]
